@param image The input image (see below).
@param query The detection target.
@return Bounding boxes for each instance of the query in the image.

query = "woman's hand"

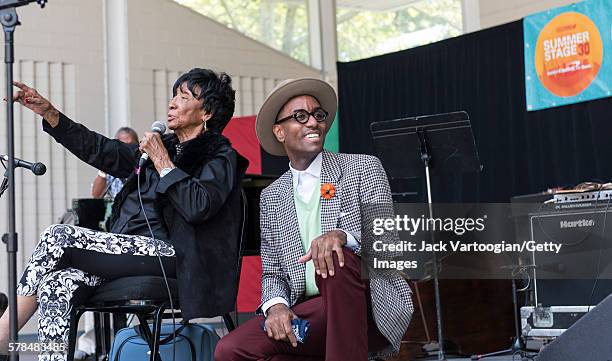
[8,81,59,126]
[139,131,175,173]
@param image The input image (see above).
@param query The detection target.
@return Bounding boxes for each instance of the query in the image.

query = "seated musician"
[215,78,413,360]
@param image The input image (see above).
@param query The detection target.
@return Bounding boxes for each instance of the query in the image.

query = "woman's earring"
[203,120,207,132]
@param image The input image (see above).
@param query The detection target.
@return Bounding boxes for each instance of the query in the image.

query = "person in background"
[91,127,139,199]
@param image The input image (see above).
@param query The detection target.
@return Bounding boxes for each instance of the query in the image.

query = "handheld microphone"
[1,155,47,175]
[138,121,167,167]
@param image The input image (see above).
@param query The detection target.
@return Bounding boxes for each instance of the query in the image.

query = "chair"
[66,190,247,361]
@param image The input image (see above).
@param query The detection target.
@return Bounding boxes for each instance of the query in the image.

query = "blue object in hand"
[262,318,310,343]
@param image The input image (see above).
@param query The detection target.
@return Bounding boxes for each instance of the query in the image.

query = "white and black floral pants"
[17,224,176,361]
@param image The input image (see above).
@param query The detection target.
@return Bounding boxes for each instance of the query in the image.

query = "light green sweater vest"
[294,178,322,297]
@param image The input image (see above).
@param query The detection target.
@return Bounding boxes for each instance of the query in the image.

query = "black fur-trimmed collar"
[161,131,231,173]
[109,131,232,225]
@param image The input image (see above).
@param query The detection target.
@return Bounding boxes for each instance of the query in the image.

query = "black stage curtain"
[338,20,612,203]
[261,150,289,176]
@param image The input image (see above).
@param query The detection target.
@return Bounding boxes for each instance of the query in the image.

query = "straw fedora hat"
[256,78,337,156]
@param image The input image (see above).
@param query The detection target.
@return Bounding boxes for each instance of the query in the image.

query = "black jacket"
[44,113,248,319]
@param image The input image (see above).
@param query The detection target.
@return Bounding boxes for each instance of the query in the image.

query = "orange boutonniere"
[320,183,336,200]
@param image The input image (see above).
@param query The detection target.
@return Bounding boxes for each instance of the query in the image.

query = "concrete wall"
[479,0,578,29]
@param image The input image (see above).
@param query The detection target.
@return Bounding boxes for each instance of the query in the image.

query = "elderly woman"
[0,68,248,360]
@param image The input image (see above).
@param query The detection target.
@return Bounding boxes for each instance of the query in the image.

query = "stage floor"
[18,355,529,361]
[452,357,520,361]
[17,353,534,360]
[14,332,535,361]
[428,356,532,361]
[416,357,525,361]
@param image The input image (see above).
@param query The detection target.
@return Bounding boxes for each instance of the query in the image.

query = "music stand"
[371,111,481,360]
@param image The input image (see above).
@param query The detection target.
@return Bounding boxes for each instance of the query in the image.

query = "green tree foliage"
[337,0,462,61]
[175,0,462,64]
[176,0,310,63]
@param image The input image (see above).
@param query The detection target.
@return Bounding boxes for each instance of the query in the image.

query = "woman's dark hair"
[172,68,236,133]
[115,127,139,144]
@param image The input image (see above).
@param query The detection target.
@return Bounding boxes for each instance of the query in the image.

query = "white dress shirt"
[261,152,359,315]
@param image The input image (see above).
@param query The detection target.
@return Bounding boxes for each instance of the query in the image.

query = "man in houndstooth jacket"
[215,78,413,361]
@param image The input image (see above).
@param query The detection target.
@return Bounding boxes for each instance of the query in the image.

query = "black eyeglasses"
[275,108,329,124]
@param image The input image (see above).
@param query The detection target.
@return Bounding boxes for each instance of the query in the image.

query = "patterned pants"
[16,224,176,361]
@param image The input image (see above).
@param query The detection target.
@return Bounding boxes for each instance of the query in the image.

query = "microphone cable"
[136,164,177,361]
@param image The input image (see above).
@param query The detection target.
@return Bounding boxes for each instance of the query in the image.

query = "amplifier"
[529,204,612,306]
[521,305,589,339]
[553,189,612,205]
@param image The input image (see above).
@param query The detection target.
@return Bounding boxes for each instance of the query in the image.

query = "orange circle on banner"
[534,12,603,97]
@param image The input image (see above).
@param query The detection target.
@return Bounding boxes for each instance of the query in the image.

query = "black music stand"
[371,111,481,361]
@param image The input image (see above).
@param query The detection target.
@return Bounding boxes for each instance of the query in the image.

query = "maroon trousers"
[215,248,388,361]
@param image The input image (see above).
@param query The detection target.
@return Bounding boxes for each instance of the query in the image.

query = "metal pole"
[425,163,446,361]
[1,7,19,360]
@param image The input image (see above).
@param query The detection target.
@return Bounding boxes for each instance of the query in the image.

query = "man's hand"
[139,131,174,172]
[7,81,59,126]
[265,303,298,347]
[298,230,347,278]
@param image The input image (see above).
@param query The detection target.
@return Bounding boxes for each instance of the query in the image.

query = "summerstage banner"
[524,0,612,111]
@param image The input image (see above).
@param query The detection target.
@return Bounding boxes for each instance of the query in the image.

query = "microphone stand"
[0,2,47,360]
[416,128,446,360]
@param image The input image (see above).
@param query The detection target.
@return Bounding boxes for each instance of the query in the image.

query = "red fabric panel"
[223,115,261,175]
[236,255,263,313]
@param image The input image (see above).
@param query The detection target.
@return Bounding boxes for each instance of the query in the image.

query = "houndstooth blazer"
[258,150,413,355]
